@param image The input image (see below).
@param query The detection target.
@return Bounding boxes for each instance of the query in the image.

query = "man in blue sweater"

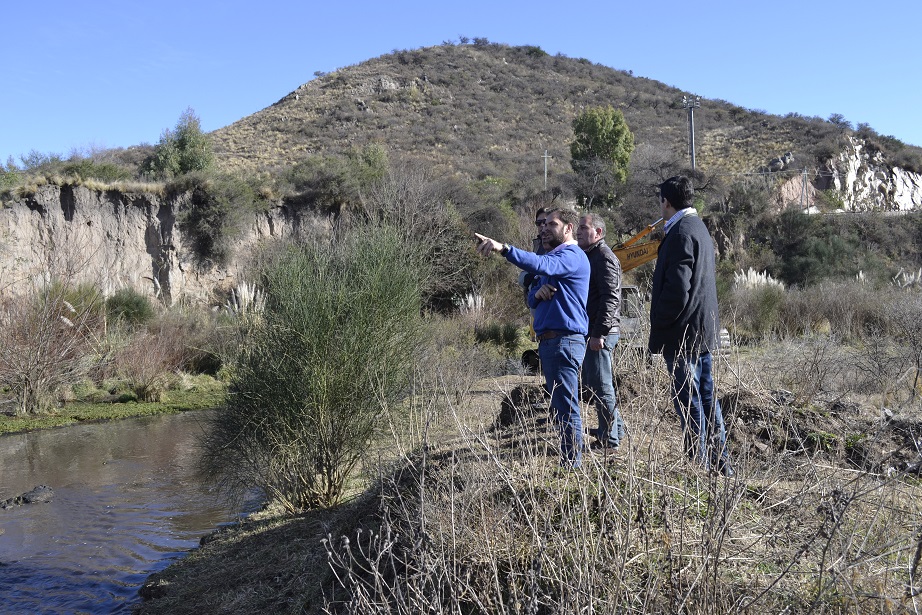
[476,208,590,468]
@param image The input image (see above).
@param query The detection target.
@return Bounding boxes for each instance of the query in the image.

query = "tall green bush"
[143,108,213,180]
[569,105,634,207]
[200,227,425,510]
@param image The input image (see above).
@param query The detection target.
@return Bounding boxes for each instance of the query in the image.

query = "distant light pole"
[682,95,701,170]
[541,149,553,191]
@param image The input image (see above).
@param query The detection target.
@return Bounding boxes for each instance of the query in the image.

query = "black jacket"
[648,213,720,355]
[584,239,621,338]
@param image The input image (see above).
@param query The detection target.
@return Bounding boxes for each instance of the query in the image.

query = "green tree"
[569,105,634,207]
[144,108,213,179]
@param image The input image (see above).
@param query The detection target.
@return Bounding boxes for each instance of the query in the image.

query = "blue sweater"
[506,243,590,336]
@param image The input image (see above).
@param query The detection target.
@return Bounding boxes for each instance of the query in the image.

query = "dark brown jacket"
[584,239,622,338]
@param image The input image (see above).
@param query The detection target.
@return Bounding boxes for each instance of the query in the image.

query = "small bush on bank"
[149,306,226,376]
[106,288,156,327]
[0,283,103,414]
[112,330,187,402]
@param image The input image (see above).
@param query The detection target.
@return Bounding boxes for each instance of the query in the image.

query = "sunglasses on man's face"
[535,219,547,227]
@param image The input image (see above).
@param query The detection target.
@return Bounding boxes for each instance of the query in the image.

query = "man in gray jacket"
[649,176,733,476]
[577,213,626,451]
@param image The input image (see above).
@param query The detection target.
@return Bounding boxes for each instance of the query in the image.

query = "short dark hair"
[547,207,579,227]
[659,176,694,209]
[534,206,551,221]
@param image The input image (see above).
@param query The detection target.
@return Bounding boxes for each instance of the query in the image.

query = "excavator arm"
[613,217,663,272]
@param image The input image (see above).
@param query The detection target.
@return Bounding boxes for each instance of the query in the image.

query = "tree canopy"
[569,105,635,207]
[144,108,213,180]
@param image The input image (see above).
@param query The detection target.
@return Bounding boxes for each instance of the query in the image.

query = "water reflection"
[0,411,242,614]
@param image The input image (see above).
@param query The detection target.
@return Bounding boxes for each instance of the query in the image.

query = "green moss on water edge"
[0,382,227,436]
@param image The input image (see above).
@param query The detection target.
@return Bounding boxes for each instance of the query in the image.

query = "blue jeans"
[539,333,587,467]
[664,351,730,471]
[582,333,625,447]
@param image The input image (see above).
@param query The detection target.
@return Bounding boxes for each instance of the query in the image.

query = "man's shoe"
[712,460,735,478]
[589,439,619,456]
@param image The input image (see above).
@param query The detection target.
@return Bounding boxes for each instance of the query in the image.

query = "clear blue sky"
[4,0,920,166]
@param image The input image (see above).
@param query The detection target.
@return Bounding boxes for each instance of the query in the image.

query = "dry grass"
[135,339,922,614]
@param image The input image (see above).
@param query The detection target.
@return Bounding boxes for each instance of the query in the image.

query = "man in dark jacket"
[649,176,733,476]
[576,213,626,451]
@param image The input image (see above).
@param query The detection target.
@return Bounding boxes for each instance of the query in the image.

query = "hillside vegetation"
[210,40,922,182]
[4,41,922,297]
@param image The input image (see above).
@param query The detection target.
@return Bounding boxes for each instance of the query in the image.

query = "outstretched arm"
[474,233,505,257]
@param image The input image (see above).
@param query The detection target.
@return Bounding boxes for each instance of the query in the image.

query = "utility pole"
[542,150,552,191]
[682,95,701,170]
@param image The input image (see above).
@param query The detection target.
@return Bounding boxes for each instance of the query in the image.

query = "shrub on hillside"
[61,158,132,183]
[170,172,259,267]
[142,108,213,180]
[0,163,20,193]
[281,144,389,219]
[200,227,426,510]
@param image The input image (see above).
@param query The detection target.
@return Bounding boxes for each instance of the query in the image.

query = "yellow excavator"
[612,217,663,273]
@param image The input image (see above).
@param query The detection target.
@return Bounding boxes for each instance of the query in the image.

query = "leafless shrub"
[886,292,922,400]
[111,329,188,401]
[850,329,910,407]
[358,159,479,308]
[758,336,850,406]
[0,286,102,414]
[779,282,888,342]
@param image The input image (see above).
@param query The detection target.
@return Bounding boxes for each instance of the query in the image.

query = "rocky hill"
[210,41,922,208]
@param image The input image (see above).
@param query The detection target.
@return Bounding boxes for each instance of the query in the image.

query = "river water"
[0,411,245,614]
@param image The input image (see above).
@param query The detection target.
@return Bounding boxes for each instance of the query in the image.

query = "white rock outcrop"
[830,137,922,211]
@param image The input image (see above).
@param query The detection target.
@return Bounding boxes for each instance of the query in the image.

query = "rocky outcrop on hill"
[0,184,327,305]
[768,137,922,212]
[823,136,922,211]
